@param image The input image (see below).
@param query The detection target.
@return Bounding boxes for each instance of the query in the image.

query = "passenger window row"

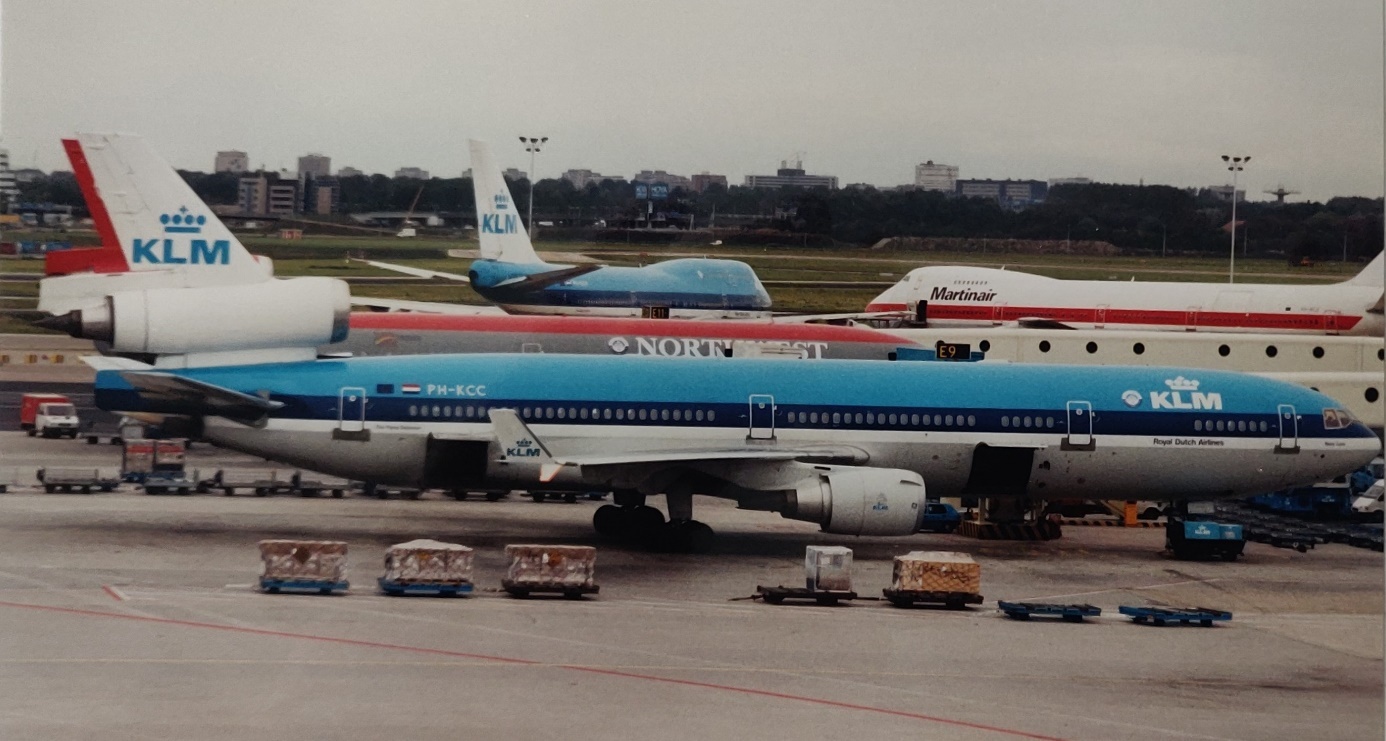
[785,411,979,428]
[1193,419,1270,433]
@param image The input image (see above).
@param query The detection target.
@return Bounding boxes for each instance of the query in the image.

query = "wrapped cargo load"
[502,544,598,597]
[383,539,474,584]
[890,550,980,594]
[804,545,853,591]
[258,540,349,592]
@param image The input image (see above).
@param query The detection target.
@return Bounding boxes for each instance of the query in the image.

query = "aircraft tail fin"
[488,408,565,482]
[46,133,269,283]
[1343,251,1384,287]
[469,140,544,265]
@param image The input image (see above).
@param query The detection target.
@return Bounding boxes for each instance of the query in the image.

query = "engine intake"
[49,277,349,354]
[782,465,927,536]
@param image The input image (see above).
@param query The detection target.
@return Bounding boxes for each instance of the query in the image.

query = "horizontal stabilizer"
[119,372,283,425]
[82,356,154,371]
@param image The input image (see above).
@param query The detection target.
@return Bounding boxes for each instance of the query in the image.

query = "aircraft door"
[748,394,775,440]
[1064,401,1094,450]
[1276,404,1299,453]
[1325,313,1341,335]
[1095,305,1108,329]
[338,387,366,433]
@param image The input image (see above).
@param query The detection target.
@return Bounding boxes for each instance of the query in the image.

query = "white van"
[1351,479,1384,521]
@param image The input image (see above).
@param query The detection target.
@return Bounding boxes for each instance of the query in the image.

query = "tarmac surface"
[0,432,1381,740]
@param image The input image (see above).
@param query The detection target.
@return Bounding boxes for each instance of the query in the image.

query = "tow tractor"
[1165,500,1245,561]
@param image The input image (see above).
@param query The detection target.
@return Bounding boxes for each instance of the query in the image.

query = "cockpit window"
[1322,408,1356,429]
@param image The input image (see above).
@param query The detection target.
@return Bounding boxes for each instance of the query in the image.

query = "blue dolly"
[259,577,349,594]
[378,578,474,597]
[997,601,1101,622]
[1119,606,1231,627]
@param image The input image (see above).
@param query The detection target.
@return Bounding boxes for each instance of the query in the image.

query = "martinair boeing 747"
[866,258,1384,335]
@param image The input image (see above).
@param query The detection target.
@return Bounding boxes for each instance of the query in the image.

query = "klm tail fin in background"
[470,139,544,265]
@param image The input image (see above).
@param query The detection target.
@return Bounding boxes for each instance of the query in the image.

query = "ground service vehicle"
[919,502,961,533]
[20,393,80,438]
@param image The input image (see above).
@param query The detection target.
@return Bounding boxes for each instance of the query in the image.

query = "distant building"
[563,168,626,189]
[302,175,339,215]
[632,170,693,190]
[744,159,837,190]
[914,161,958,192]
[690,172,728,193]
[337,166,364,178]
[0,149,17,210]
[238,172,300,216]
[214,150,249,174]
[1048,176,1092,187]
[395,167,430,180]
[1204,185,1245,203]
[955,179,1048,208]
[297,153,331,179]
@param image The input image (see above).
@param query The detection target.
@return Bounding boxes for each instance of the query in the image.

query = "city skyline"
[3,1,1382,202]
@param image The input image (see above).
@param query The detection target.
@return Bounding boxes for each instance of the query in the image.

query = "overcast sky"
[4,1,1383,201]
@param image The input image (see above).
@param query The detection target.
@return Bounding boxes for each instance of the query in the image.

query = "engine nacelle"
[782,465,927,536]
[56,277,349,354]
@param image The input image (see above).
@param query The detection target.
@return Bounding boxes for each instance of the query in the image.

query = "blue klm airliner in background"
[358,140,773,319]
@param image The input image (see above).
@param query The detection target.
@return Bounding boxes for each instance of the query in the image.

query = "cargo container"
[804,545,853,591]
[379,539,474,595]
[884,551,983,608]
[258,540,349,593]
[502,544,598,598]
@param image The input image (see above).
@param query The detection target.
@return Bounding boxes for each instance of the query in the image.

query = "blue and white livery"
[359,140,772,319]
[93,353,1379,549]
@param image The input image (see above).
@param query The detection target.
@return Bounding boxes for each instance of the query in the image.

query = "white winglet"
[470,140,545,265]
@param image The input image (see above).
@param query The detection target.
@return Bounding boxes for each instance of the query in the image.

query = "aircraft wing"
[351,258,472,283]
[118,372,284,425]
[1015,317,1078,330]
[488,409,866,483]
[351,297,508,315]
[489,264,603,291]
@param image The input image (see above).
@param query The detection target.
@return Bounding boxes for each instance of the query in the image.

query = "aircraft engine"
[781,465,927,536]
[51,277,350,354]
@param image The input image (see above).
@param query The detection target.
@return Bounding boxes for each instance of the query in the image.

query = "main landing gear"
[592,503,715,553]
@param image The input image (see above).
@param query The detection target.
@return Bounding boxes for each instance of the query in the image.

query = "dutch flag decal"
[401,384,421,394]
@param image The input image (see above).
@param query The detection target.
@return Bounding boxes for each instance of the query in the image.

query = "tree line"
[15,169,1383,261]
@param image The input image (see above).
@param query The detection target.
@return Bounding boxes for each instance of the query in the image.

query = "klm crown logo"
[160,206,207,234]
[1165,376,1200,391]
[494,194,510,211]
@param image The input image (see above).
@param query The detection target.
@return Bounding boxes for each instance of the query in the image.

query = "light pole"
[1221,155,1249,283]
[519,136,548,239]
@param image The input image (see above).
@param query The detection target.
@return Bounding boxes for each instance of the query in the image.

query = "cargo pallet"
[501,580,599,599]
[997,601,1102,621]
[883,588,983,609]
[259,577,349,595]
[1118,606,1231,627]
[378,577,474,596]
[755,585,857,606]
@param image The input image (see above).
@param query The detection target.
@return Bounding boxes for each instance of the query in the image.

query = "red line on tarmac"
[0,599,1065,740]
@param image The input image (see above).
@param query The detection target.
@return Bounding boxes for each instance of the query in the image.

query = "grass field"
[1,228,1368,334]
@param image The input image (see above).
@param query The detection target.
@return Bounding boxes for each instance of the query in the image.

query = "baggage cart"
[36,467,120,494]
[884,551,982,608]
[378,539,474,597]
[1118,605,1231,627]
[997,601,1101,622]
[755,585,857,606]
[258,540,349,594]
[502,544,598,599]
